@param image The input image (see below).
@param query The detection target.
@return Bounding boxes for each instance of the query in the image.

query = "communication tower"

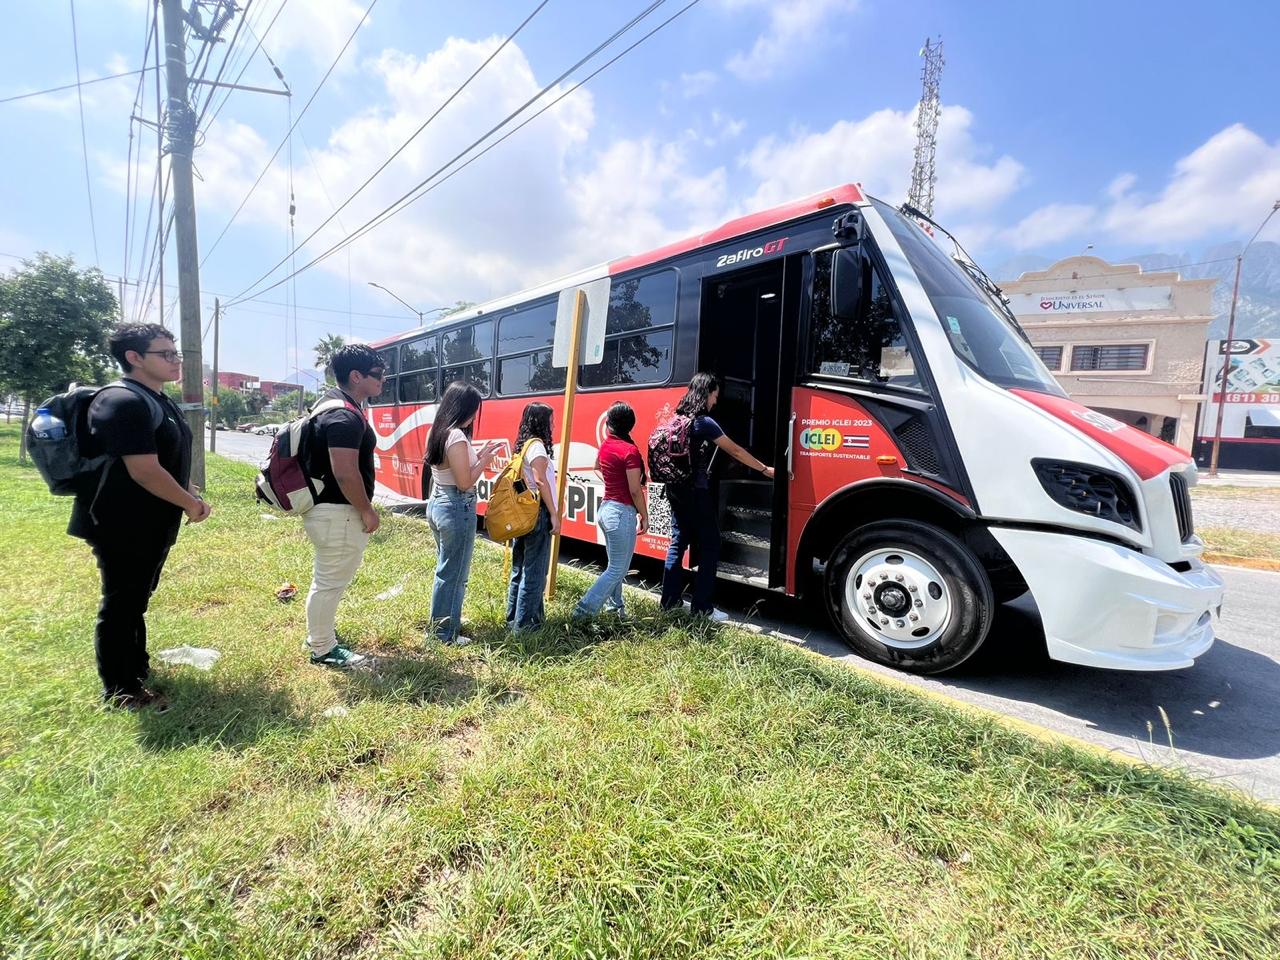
[906,37,944,216]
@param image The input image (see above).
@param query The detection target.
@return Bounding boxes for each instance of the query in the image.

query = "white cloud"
[1101,124,1280,244]
[1001,203,1098,250]
[679,70,718,98]
[268,0,370,72]
[724,0,859,81]
[741,104,1024,217]
[991,124,1280,253]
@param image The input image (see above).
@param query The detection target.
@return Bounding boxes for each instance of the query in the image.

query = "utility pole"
[210,298,220,452]
[1208,199,1280,477]
[160,0,206,488]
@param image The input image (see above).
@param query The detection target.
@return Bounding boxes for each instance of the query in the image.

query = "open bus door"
[695,253,805,588]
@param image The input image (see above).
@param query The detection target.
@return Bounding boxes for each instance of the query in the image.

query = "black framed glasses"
[144,350,183,362]
[363,368,386,380]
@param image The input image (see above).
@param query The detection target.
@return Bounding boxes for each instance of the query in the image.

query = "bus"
[367,184,1223,675]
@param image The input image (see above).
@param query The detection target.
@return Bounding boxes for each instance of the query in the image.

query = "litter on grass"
[375,577,408,601]
[156,645,221,670]
[276,582,298,602]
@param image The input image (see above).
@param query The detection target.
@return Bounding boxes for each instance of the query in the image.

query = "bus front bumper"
[990,527,1223,671]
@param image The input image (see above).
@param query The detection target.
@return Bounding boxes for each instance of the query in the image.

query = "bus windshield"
[873,199,1065,397]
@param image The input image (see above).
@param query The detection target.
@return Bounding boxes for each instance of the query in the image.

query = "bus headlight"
[1031,459,1142,533]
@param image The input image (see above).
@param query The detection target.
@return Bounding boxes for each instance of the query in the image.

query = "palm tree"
[314,334,346,386]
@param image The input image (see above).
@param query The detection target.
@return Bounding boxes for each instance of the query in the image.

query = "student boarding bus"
[367,184,1223,675]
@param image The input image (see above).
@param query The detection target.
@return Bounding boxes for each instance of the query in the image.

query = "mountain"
[1126,241,1280,340]
[992,242,1280,341]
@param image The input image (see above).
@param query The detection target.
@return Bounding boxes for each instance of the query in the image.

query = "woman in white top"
[506,402,561,633]
[424,381,500,645]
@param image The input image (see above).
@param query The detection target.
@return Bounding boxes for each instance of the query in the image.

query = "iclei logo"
[799,428,843,451]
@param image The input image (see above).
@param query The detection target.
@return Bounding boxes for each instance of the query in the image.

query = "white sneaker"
[709,608,731,623]
[447,635,474,647]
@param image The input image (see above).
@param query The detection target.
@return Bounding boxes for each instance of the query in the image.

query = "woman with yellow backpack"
[503,402,561,633]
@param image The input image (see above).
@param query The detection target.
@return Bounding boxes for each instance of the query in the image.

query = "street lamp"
[367,282,450,325]
[1208,200,1280,477]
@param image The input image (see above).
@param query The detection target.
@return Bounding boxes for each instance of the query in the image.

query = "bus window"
[371,376,397,405]
[499,350,566,395]
[442,321,493,365]
[498,302,556,355]
[401,335,437,372]
[809,250,921,391]
[497,302,562,395]
[580,328,674,388]
[579,270,676,388]
[380,345,400,376]
[399,370,437,404]
[443,361,492,396]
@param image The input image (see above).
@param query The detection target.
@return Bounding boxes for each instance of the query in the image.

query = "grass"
[2,424,1279,959]
[1200,528,1280,571]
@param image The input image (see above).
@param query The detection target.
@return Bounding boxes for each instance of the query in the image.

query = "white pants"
[301,503,370,655]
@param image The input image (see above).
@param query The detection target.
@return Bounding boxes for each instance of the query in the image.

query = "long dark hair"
[515,401,554,458]
[427,381,483,466]
[675,371,719,418]
[605,401,645,483]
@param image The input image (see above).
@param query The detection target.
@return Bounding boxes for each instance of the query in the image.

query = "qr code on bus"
[647,483,672,538]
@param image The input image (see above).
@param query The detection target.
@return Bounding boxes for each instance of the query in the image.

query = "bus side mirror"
[831,247,864,321]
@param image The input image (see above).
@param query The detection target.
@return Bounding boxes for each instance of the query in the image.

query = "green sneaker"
[309,645,367,669]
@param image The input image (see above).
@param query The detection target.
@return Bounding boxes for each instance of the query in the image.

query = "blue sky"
[2,0,1278,381]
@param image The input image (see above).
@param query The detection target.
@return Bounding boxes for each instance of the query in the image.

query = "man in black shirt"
[302,344,385,668]
[70,323,211,710]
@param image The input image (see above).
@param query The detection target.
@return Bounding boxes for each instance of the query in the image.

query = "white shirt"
[430,427,476,487]
[521,439,558,513]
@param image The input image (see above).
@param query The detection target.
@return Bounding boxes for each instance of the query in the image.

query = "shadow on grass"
[137,652,493,751]
[136,669,311,751]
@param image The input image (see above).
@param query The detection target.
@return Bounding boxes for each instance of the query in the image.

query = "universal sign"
[1007,286,1173,315]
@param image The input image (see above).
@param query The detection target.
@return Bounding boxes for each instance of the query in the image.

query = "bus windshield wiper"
[899,203,1031,342]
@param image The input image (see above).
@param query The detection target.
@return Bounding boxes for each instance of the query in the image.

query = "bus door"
[696,253,804,588]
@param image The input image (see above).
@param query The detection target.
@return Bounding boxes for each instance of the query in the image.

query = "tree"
[212,387,246,427]
[314,334,345,386]
[0,253,118,461]
[441,300,476,317]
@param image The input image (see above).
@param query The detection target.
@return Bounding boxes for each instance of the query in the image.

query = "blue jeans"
[574,500,638,618]
[506,505,552,633]
[427,485,478,643]
[660,485,720,614]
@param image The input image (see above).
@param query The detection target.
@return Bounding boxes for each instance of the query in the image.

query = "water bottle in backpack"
[30,407,67,441]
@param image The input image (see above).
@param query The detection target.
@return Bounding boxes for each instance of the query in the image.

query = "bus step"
[721,536,770,571]
[723,529,769,548]
[718,561,770,588]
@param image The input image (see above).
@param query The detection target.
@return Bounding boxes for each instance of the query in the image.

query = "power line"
[192,0,255,131]
[200,0,375,269]
[201,0,290,133]
[69,0,101,266]
[0,67,157,105]
[273,0,551,287]
[228,0,679,306]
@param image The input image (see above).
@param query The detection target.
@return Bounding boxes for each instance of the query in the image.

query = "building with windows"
[997,256,1216,451]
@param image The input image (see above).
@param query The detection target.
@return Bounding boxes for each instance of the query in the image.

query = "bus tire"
[824,520,994,675]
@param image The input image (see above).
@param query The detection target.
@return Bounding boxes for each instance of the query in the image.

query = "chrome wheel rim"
[844,548,952,650]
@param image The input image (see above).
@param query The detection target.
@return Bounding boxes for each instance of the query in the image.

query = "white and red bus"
[367,184,1223,674]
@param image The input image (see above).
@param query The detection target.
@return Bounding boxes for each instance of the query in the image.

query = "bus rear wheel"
[824,520,994,675]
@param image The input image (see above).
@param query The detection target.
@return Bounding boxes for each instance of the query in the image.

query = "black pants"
[89,535,173,697]
[660,485,721,614]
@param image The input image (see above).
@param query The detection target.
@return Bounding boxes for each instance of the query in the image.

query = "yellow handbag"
[484,438,543,543]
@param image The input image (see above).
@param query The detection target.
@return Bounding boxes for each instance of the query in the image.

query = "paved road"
[207,434,1280,802]
[205,429,271,466]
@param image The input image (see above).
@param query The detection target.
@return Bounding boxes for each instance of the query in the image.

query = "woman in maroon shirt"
[573,402,648,619]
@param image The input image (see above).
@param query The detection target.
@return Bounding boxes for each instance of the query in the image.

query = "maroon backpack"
[647,414,694,485]
[254,396,361,513]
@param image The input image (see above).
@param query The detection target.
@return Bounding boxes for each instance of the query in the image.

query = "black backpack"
[28,380,165,499]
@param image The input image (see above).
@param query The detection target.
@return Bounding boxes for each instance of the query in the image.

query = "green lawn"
[2,425,1278,959]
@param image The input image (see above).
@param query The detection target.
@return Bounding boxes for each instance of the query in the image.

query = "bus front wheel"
[824,521,994,675]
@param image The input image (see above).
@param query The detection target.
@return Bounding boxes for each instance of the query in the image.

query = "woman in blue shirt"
[659,372,774,620]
